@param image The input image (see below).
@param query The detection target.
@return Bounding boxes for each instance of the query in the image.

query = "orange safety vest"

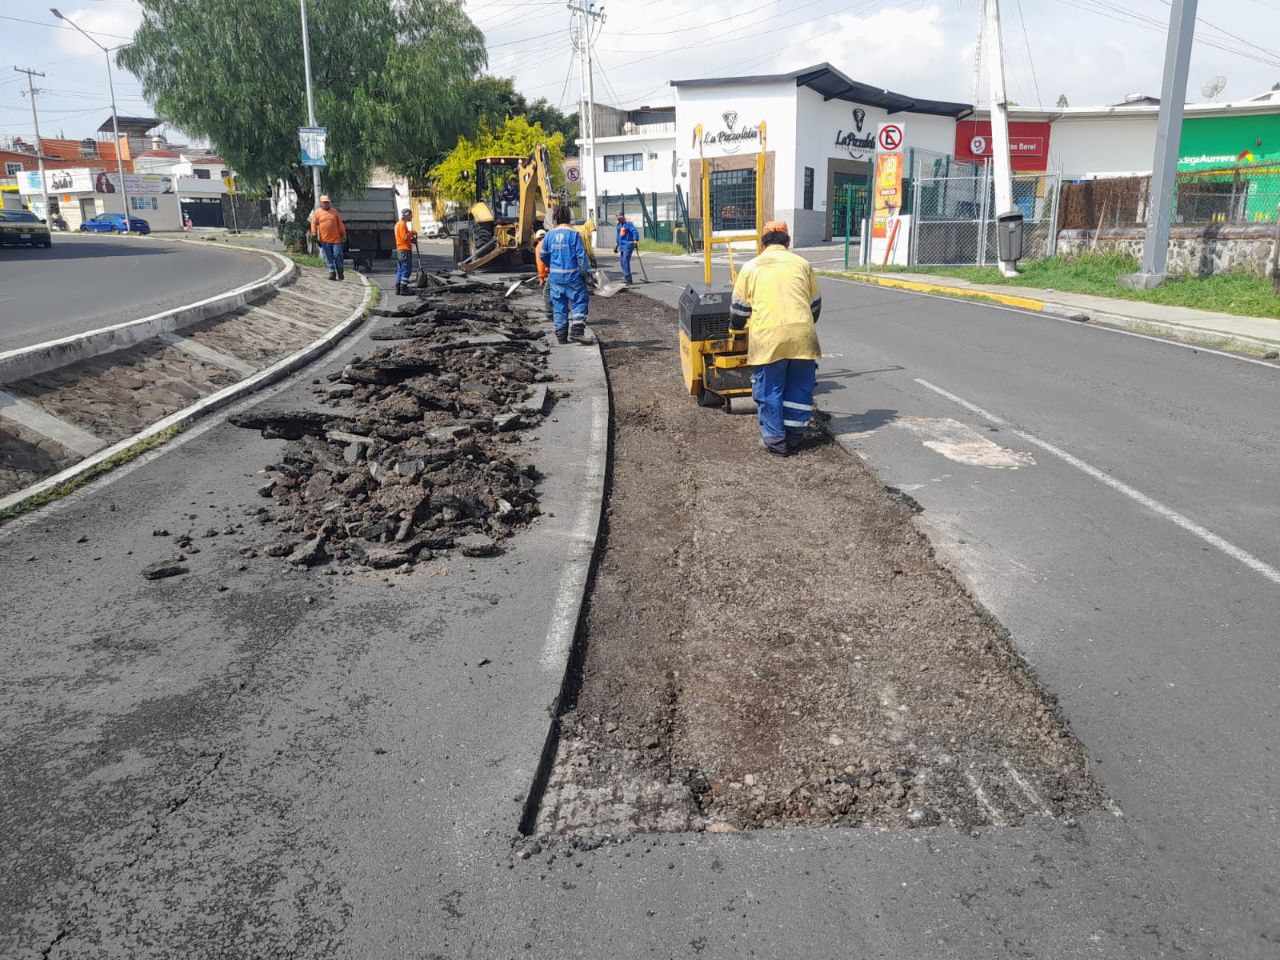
[395,219,416,251]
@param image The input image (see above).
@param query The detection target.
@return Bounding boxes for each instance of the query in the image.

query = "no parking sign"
[876,122,904,153]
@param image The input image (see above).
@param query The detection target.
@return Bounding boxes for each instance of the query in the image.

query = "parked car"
[423,221,449,239]
[79,212,151,235]
[0,209,52,248]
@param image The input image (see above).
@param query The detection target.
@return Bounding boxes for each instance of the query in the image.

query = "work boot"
[328,271,336,281]
[395,283,404,296]
[761,438,791,457]
[555,329,569,345]
[337,269,345,281]
[624,276,633,285]
[570,321,586,341]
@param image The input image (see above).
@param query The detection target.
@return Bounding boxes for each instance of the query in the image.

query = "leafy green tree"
[430,115,566,204]
[120,0,485,243]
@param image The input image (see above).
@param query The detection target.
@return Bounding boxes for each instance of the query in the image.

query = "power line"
[0,14,133,41]
[1014,0,1043,108]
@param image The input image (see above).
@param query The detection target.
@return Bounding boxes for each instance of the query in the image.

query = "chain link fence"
[910,169,1061,266]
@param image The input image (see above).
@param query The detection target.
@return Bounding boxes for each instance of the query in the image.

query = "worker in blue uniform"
[613,212,640,284]
[538,204,591,344]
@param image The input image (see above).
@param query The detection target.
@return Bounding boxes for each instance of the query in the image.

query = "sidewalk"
[834,269,1280,356]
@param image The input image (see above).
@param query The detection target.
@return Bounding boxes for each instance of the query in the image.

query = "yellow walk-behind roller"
[677,285,758,414]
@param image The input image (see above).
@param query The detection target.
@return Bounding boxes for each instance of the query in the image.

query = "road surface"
[0,234,274,354]
[1,252,1278,958]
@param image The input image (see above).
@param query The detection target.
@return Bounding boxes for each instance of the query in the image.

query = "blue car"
[79,212,151,235]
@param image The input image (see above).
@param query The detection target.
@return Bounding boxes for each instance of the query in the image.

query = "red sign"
[954,119,1051,172]
[877,123,904,152]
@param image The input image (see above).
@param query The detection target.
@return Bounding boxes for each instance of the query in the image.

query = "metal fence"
[1059,165,1280,230]
[910,169,1061,266]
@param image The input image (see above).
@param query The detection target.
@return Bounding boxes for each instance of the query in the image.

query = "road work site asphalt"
[1,247,1277,958]
[0,234,273,353]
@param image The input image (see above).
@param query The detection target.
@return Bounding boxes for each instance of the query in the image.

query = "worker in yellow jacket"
[729,220,822,456]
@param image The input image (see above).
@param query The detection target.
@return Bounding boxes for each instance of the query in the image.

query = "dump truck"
[452,145,559,272]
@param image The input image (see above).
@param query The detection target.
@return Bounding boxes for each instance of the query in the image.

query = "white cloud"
[51,4,143,58]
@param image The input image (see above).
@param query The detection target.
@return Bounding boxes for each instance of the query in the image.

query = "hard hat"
[763,219,789,235]
[319,194,331,203]
[534,229,546,239]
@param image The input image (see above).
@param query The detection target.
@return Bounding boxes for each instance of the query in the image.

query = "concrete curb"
[518,329,611,835]
[0,273,373,514]
[0,241,296,383]
[831,270,1280,356]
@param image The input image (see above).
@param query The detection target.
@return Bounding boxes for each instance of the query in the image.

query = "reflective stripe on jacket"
[311,207,346,244]
[730,245,822,366]
[538,225,589,280]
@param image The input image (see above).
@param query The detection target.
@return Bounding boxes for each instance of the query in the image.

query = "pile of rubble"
[232,278,553,571]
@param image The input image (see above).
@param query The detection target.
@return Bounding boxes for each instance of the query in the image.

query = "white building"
[16,166,182,230]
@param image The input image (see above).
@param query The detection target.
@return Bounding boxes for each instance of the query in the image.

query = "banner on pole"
[299,126,328,168]
[872,153,903,239]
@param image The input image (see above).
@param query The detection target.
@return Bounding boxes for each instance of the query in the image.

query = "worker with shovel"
[394,209,417,297]
[539,205,591,345]
[613,212,640,284]
[729,220,823,457]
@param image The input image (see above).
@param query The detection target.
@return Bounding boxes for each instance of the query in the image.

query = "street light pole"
[14,67,53,224]
[51,9,134,234]
[1120,0,1198,289]
[299,0,322,209]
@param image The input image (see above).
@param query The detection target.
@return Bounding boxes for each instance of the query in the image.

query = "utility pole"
[1119,0,1198,289]
[51,10,133,234]
[299,0,323,210]
[14,67,53,223]
[982,0,1020,277]
[570,0,604,236]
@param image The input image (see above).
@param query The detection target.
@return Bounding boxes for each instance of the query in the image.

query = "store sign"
[871,152,904,240]
[700,110,760,154]
[955,120,1051,171]
[97,172,174,195]
[834,107,875,159]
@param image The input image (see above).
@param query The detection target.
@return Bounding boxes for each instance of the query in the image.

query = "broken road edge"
[0,279,380,522]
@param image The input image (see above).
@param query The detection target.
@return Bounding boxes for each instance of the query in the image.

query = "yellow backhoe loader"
[452,145,559,272]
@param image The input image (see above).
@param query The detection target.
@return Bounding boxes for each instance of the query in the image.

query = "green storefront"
[1177,113,1280,222]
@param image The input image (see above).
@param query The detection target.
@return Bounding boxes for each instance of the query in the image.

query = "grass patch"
[286,251,328,270]
[0,426,182,523]
[861,253,1280,320]
[639,239,688,256]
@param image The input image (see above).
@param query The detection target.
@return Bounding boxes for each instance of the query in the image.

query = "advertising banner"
[299,126,328,168]
[97,172,174,195]
[955,120,1051,171]
[871,152,904,239]
[17,168,95,194]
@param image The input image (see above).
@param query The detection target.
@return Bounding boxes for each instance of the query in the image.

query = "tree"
[430,115,566,204]
[119,0,485,243]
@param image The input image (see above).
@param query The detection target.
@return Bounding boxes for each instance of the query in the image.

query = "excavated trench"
[531,291,1108,838]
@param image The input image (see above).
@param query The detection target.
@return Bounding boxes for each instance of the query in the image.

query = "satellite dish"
[1202,75,1227,100]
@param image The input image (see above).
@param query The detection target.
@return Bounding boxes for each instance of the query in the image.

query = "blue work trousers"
[319,241,344,275]
[548,276,589,332]
[619,243,635,280]
[395,249,413,285]
[752,358,817,444]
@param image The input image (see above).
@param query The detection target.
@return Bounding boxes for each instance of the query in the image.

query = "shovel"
[633,246,650,283]
[592,269,626,298]
[503,276,539,298]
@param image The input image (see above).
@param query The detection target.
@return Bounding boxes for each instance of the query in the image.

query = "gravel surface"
[536,291,1107,837]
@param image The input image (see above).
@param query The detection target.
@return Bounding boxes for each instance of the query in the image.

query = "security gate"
[832,181,867,239]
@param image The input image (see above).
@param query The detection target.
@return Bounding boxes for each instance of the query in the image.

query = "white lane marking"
[541,391,608,669]
[895,416,1035,469]
[157,332,258,377]
[964,769,1007,826]
[915,377,1280,587]
[1002,760,1053,816]
[0,389,106,457]
[821,274,1279,371]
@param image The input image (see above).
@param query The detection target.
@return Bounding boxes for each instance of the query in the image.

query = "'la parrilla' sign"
[700,110,760,154]
[835,108,875,160]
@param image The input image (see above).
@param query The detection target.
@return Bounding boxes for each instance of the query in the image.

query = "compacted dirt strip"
[535,292,1106,837]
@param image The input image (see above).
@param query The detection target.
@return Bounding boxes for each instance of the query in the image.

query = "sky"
[2,0,1279,147]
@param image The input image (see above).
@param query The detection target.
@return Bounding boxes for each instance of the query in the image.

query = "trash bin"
[996,210,1025,263]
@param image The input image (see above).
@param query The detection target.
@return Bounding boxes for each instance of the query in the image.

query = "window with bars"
[708,168,756,231]
[4,162,22,177]
[803,167,814,210]
[604,153,643,172]
[130,196,159,211]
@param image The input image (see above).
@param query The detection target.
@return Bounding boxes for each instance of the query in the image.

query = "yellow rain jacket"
[730,245,822,366]
[574,219,599,268]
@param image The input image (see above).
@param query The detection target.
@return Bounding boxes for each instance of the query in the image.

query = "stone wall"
[1057,224,1279,278]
